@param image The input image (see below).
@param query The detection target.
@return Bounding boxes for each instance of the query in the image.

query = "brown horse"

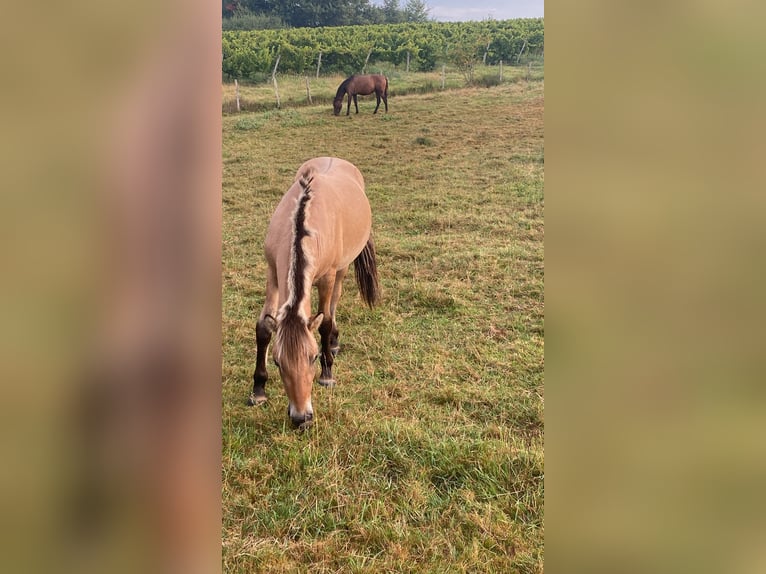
[333,74,389,116]
[250,157,380,429]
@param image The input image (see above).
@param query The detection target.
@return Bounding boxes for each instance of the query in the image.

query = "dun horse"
[333,74,389,116]
[250,157,380,429]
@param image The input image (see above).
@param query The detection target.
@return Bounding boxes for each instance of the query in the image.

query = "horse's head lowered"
[332,98,343,116]
[264,310,323,428]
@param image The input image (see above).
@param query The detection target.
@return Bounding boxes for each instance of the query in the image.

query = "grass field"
[222,73,544,572]
[222,63,544,114]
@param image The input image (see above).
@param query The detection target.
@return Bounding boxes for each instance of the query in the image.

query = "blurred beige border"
[548,1,766,573]
[0,1,221,572]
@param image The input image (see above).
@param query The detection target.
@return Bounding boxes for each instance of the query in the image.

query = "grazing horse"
[333,74,389,116]
[250,157,380,429]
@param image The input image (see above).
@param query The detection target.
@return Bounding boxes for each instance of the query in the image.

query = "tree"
[382,0,404,24]
[403,0,430,23]
[275,0,377,27]
[450,39,481,85]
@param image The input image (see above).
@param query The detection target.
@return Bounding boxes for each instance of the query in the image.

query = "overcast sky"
[374,1,544,22]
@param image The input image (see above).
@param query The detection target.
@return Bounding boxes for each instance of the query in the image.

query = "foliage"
[223,0,385,27]
[222,19,544,80]
[403,0,430,23]
[222,7,286,31]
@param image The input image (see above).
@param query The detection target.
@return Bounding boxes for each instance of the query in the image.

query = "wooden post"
[305,76,312,104]
[363,48,372,73]
[272,76,280,108]
[483,40,490,65]
[271,54,281,108]
[499,60,503,82]
[406,51,410,73]
[234,79,240,112]
[516,39,527,64]
[527,62,531,81]
[316,51,322,78]
[441,64,445,89]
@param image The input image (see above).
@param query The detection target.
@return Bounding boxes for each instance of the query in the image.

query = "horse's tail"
[354,234,380,308]
[383,76,389,97]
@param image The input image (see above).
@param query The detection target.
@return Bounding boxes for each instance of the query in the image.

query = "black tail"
[354,235,380,307]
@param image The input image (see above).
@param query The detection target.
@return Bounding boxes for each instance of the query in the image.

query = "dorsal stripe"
[284,171,314,315]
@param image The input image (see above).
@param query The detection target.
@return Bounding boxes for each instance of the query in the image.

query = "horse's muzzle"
[290,410,314,430]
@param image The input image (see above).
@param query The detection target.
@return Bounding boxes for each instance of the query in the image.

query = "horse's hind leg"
[373,92,381,114]
[382,91,388,113]
[250,271,278,405]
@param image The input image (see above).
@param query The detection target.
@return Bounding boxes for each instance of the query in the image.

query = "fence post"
[234,79,240,112]
[316,51,322,78]
[516,39,527,64]
[363,48,372,73]
[406,51,410,73]
[499,60,503,82]
[305,76,312,104]
[272,54,281,108]
[483,40,490,65]
[527,62,531,81]
[441,64,445,89]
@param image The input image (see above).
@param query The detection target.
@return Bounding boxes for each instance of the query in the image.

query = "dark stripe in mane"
[286,171,314,314]
[276,171,315,359]
[334,76,355,100]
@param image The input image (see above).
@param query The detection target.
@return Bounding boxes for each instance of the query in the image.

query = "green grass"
[222,63,544,114]
[223,77,544,572]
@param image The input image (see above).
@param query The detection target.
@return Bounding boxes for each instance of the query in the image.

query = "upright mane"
[334,76,355,100]
[285,169,315,313]
[275,169,316,359]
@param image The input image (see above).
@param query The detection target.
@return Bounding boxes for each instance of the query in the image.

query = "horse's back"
[304,158,370,269]
[266,157,370,274]
[296,156,364,189]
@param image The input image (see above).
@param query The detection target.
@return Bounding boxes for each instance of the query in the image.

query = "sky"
[374,1,544,22]
[431,1,543,22]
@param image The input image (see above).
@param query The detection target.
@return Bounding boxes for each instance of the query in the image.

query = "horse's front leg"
[250,274,278,405]
[346,94,352,116]
[353,94,360,114]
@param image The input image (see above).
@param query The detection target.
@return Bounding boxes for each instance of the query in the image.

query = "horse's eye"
[311,354,319,364]
[273,359,280,369]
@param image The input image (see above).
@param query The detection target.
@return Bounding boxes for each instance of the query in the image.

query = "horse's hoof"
[318,378,336,388]
[248,393,268,406]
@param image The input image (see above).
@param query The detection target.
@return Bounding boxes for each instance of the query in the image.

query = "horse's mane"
[276,169,316,359]
[334,75,356,100]
[285,169,314,311]
[276,308,312,362]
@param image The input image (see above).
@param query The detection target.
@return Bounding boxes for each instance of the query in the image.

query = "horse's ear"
[263,314,277,333]
[308,312,323,332]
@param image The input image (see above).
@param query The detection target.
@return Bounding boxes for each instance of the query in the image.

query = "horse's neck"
[280,293,312,321]
[282,247,316,318]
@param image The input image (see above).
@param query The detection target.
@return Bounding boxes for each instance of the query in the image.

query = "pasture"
[222,76,544,572]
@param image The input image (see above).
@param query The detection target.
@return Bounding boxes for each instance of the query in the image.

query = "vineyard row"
[223,19,544,80]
